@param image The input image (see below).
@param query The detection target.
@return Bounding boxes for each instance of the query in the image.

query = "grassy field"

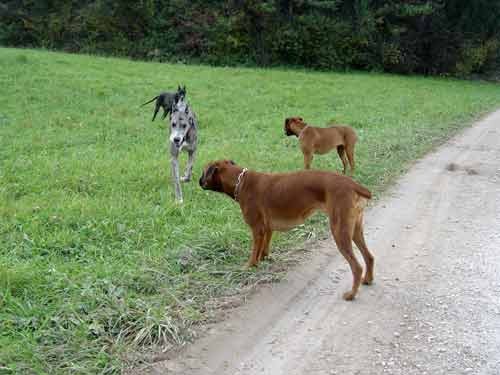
[1,47,499,374]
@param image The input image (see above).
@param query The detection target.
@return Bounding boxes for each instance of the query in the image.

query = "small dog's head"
[199,160,237,192]
[284,117,304,136]
[170,106,194,149]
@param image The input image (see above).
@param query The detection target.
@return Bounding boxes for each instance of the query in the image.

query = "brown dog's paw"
[342,291,356,301]
[246,261,258,268]
[362,275,373,285]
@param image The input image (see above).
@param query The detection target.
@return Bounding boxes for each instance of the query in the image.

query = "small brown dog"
[199,160,374,300]
[284,117,358,174]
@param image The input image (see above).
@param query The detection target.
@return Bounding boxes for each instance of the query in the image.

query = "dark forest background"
[1,0,500,77]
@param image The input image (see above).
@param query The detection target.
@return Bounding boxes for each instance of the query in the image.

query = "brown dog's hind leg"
[331,219,362,301]
[259,230,273,260]
[345,145,355,174]
[352,213,374,285]
[337,146,349,174]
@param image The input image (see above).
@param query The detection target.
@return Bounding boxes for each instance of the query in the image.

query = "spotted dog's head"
[174,85,187,105]
[170,98,194,149]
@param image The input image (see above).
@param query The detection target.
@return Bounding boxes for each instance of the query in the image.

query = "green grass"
[1,47,499,374]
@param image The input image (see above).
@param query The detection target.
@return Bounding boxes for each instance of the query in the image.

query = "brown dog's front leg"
[247,227,265,267]
[303,152,313,169]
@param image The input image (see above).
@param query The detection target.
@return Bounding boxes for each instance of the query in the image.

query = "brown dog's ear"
[206,165,218,179]
[285,118,290,126]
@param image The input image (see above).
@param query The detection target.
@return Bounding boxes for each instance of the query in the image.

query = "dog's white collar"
[299,124,309,135]
[234,168,248,202]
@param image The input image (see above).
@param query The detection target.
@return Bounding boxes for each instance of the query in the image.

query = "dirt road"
[146,111,500,375]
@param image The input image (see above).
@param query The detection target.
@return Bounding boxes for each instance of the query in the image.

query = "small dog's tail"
[140,96,159,107]
[354,183,372,199]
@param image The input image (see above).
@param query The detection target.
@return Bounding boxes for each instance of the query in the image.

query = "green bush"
[455,39,500,76]
[0,0,499,76]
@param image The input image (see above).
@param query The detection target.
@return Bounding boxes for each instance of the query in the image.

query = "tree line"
[1,0,499,76]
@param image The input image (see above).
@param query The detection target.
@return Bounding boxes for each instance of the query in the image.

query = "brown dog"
[199,160,374,300]
[284,117,358,174]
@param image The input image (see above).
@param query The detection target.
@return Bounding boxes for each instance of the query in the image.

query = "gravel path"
[145,110,500,375]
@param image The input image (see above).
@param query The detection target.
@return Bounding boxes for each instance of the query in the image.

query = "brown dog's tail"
[354,183,372,199]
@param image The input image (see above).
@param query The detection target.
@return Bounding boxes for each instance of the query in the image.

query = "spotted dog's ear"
[189,117,195,127]
[185,105,189,115]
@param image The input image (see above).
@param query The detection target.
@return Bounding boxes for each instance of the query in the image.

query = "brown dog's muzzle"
[199,162,228,193]
[199,174,208,189]
[284,118,294,136]
[199,167,214,190]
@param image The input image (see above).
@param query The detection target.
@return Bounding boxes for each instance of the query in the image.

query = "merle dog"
[141,85,186,121]
[169,96,198,203]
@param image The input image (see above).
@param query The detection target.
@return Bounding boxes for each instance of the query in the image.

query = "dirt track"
[146,110,500,375]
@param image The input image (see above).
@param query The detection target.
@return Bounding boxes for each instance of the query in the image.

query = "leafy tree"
[0,0,498,76]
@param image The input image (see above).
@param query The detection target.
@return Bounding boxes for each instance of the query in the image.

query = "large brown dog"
[284,117,357,174]
[199,160,374,300]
